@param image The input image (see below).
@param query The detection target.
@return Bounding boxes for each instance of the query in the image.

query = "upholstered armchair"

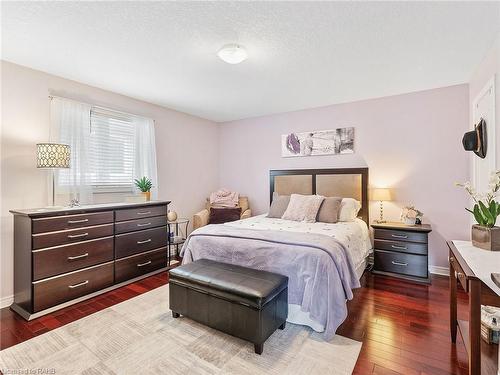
[193,196,251,230]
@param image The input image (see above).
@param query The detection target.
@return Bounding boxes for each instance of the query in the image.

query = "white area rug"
[0,286,362,375]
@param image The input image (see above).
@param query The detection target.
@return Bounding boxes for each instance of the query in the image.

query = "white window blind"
[88,108,135,188]
[55,100,158,202]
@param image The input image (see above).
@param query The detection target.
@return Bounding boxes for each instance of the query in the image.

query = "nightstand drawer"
[374,228,428,243]
[374,239,427,255]
[374,250,428,278]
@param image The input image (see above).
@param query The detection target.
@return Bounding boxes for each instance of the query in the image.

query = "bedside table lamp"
[36,143,71,206]
[372,188,392,223]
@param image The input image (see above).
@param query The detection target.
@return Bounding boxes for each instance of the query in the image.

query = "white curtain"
[51,97,94,205]
[133,116,158,199]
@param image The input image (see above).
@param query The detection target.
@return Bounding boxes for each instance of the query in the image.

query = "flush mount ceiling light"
[217,44,248,64]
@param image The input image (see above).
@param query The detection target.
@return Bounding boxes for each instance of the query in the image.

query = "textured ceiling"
[2,2,500,122]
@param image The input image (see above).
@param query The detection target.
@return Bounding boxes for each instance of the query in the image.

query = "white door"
[472,76,496,196]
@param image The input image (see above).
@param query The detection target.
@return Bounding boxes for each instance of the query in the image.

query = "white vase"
[404,217,416,225]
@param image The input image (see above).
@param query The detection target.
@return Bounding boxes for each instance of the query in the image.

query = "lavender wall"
[219,85,470,269]
[1,61,220,304]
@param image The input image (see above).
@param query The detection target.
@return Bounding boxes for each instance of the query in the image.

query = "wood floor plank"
[0,270,479,375]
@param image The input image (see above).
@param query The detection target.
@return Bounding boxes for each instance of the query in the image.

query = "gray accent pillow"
[267,193,290,218]
[317,197,343,223]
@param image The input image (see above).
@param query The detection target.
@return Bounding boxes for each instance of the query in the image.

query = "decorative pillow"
[338,198,362,222]
[209,207,241,224]
[317,197,343,223]
[281,194,325,223]
[267,193,291,218]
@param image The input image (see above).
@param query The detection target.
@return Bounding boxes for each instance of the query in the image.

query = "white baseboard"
[429,266,450,276]
[1,295,13,309]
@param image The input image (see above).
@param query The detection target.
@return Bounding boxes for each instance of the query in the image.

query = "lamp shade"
[36,143,70,168]
[371,188,392,201]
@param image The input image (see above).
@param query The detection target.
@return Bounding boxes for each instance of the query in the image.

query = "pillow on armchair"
[209,207,241,224]
[194,196,251,230]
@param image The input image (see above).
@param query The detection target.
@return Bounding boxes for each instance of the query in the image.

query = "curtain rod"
[48,94,155,122]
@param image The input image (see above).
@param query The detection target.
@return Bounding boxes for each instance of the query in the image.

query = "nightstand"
[371,222,432,284]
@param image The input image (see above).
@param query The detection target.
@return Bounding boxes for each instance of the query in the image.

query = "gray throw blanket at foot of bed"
[180,224,360,340]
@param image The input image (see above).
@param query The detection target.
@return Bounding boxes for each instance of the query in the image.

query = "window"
[54,96,157,203]
[87,108,136,190]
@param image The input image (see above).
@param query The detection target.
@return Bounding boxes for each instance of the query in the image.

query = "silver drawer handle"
[137,238,152,244]
[391,234,408,239]
[137,211,151,215]
[68,280,89,289]
[67,252,89,261]
[137,222,151,227]
[391,245,407,250]
[391,261,408,267]
[137,260,152,267]
[68,232,89,239]
[68,219,89,224]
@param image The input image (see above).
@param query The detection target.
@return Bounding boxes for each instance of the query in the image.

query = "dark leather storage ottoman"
[169,259,288,354]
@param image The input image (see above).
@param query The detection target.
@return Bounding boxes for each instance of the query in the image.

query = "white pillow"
[338,198,361,222]
[281,194,325,223]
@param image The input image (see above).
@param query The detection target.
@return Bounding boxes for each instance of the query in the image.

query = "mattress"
[224,214,372,332]
[224,214,372,273]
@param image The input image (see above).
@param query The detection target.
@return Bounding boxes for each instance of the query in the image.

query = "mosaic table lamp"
[36,143,71,205]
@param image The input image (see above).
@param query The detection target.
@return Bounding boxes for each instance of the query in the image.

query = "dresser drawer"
[115,205,167,222]
[32,211,114,234]
[33,262,114,312]
[374,250,428,278]
[33,237,114,281]
[115,248,166,283]
[115,226,167,259]
[115,215,167,235]
[32,224,114,250]
[374,239,428,255]
[374,228,428,243]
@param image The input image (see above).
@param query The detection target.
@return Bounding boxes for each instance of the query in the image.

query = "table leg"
[450,253,457,343]
[468,279,481,375]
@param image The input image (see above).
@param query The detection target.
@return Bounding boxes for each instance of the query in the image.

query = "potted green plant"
[134,176,153,201]
[457,171,500,251]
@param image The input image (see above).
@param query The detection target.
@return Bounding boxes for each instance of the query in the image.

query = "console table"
[448,240,500,375]
[10,200,170,320]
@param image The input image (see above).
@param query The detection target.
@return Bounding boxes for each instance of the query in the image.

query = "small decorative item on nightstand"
[371,188,392,223]
[400,205,423,225]
[371,222,432,284]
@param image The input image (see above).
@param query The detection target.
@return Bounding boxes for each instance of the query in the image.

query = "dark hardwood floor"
[0,271,473,374]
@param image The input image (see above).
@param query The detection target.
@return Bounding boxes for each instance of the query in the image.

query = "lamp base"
[374,219,387,224]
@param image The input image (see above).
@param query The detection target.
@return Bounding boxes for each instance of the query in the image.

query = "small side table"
[167,218,189,265]
[371,222,432,284]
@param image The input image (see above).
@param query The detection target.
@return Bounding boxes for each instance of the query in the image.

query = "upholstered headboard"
[269,168,369,224]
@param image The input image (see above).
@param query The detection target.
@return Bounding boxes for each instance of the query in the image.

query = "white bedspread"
[224,214,372,270]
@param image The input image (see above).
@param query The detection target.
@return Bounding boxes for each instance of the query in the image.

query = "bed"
[180,168,372,340]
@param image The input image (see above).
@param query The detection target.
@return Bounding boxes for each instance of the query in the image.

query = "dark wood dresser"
[371,222,432,284]
[9,200,170,320]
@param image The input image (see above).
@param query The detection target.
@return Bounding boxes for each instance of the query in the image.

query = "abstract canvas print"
[281,127,354,157]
